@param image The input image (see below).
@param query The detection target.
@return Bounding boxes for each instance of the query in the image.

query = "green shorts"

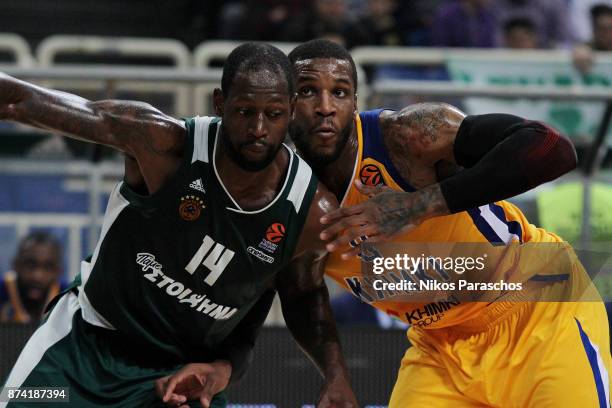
[2,292,227,408]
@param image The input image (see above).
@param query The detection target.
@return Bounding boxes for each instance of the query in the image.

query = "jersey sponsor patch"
[136,252,238,320]
[136,252,163,272]
[247,246,275,264]
[405,297,460,327]
[189,178,206,193]
[179,195,206,221]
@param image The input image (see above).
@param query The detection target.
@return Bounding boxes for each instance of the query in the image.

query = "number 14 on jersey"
[185,235,235,286]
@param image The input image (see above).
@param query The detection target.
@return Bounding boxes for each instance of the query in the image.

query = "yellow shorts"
[389,300,611,407]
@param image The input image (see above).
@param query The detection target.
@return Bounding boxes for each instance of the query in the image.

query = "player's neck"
[216,146,289,210]
[313,129,359,202]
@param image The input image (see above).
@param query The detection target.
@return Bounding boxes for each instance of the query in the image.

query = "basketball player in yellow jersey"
[289,39,611,407]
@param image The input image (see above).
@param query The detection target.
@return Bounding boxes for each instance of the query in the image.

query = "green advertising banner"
[447,57,612,143]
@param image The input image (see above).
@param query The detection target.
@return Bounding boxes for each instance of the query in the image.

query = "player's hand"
[155,361,231,408]
[317,374,359,408]
[319,181,447,259]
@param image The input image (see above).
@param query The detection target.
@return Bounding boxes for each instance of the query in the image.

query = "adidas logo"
[189,178,205,193]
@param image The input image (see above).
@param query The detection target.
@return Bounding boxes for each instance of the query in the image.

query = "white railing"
[2,65,609,105]
[36,35,191,67]
[351,46,612,66]
[0,160,122,279]
[36,35,193,115]
[0,33,34,66]
[0,65,222,118]
[371,80,612,101]
[3,36,611,114]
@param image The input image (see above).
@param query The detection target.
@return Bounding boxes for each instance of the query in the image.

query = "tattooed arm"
[0,73,186,193]
[321,103,575,257]
[276,184,358,408]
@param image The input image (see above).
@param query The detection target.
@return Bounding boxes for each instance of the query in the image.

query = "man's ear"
[290,93,297,119]
[213,88,224,116]
[353,93,358,114]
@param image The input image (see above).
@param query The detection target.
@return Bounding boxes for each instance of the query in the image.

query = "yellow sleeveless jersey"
[325,109,572,329]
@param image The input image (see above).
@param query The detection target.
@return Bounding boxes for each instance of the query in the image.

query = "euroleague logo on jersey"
[257,222,286,255]
[360,164,385,186]
[266,223,286,243]
[179,195,206,221]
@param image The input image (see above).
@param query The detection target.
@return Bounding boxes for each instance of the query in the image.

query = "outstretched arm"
[0,73,185,192]
[0,72,184,154]
[277,185,358,408]
[321,103,576,256]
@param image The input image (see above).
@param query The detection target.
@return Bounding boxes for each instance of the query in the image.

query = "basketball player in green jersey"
[0,43,357,408]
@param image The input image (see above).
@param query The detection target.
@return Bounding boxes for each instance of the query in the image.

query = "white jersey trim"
[191,116,214,164]
[1,292,80,400]
[478,205,521,243]
[78,182,128,330]
[88,183,130,274]
[286,155,313,213]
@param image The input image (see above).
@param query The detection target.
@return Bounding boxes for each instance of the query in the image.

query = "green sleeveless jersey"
[79,116,318,362]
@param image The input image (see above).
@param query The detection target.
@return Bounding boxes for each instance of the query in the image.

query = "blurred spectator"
[502,17,539,49]
[570,0,612,43]
[219,0,307,41]
[573,4,612,73]
[432,0,498,48]
[359,0,404,46]
[281,0,369,48]
[492,0,573,48]
[0,232,66,323]
[396,0,445,46]
[331,293,408,329]
[591,4,612,50]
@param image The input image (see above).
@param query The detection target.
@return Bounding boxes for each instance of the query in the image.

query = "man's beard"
[219,125,283,172]
[289,119,353,167]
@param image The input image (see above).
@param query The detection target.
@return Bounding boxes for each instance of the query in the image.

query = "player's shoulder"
[311,181,339,217]
[292,182,338,256]
[182,115,221,136]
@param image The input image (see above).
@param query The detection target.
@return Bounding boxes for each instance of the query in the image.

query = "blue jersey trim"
[466,203,523,245]
[489,203,523,242]
[576,318,608,408]
[359,109,416,192]
[529,274,570,282]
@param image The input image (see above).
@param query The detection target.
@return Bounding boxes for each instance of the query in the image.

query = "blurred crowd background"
[1,0,611,51]
[0,0,611,328]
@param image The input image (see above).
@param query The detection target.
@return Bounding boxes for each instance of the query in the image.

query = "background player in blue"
[0,43,358,407]
[0,232,67,323]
